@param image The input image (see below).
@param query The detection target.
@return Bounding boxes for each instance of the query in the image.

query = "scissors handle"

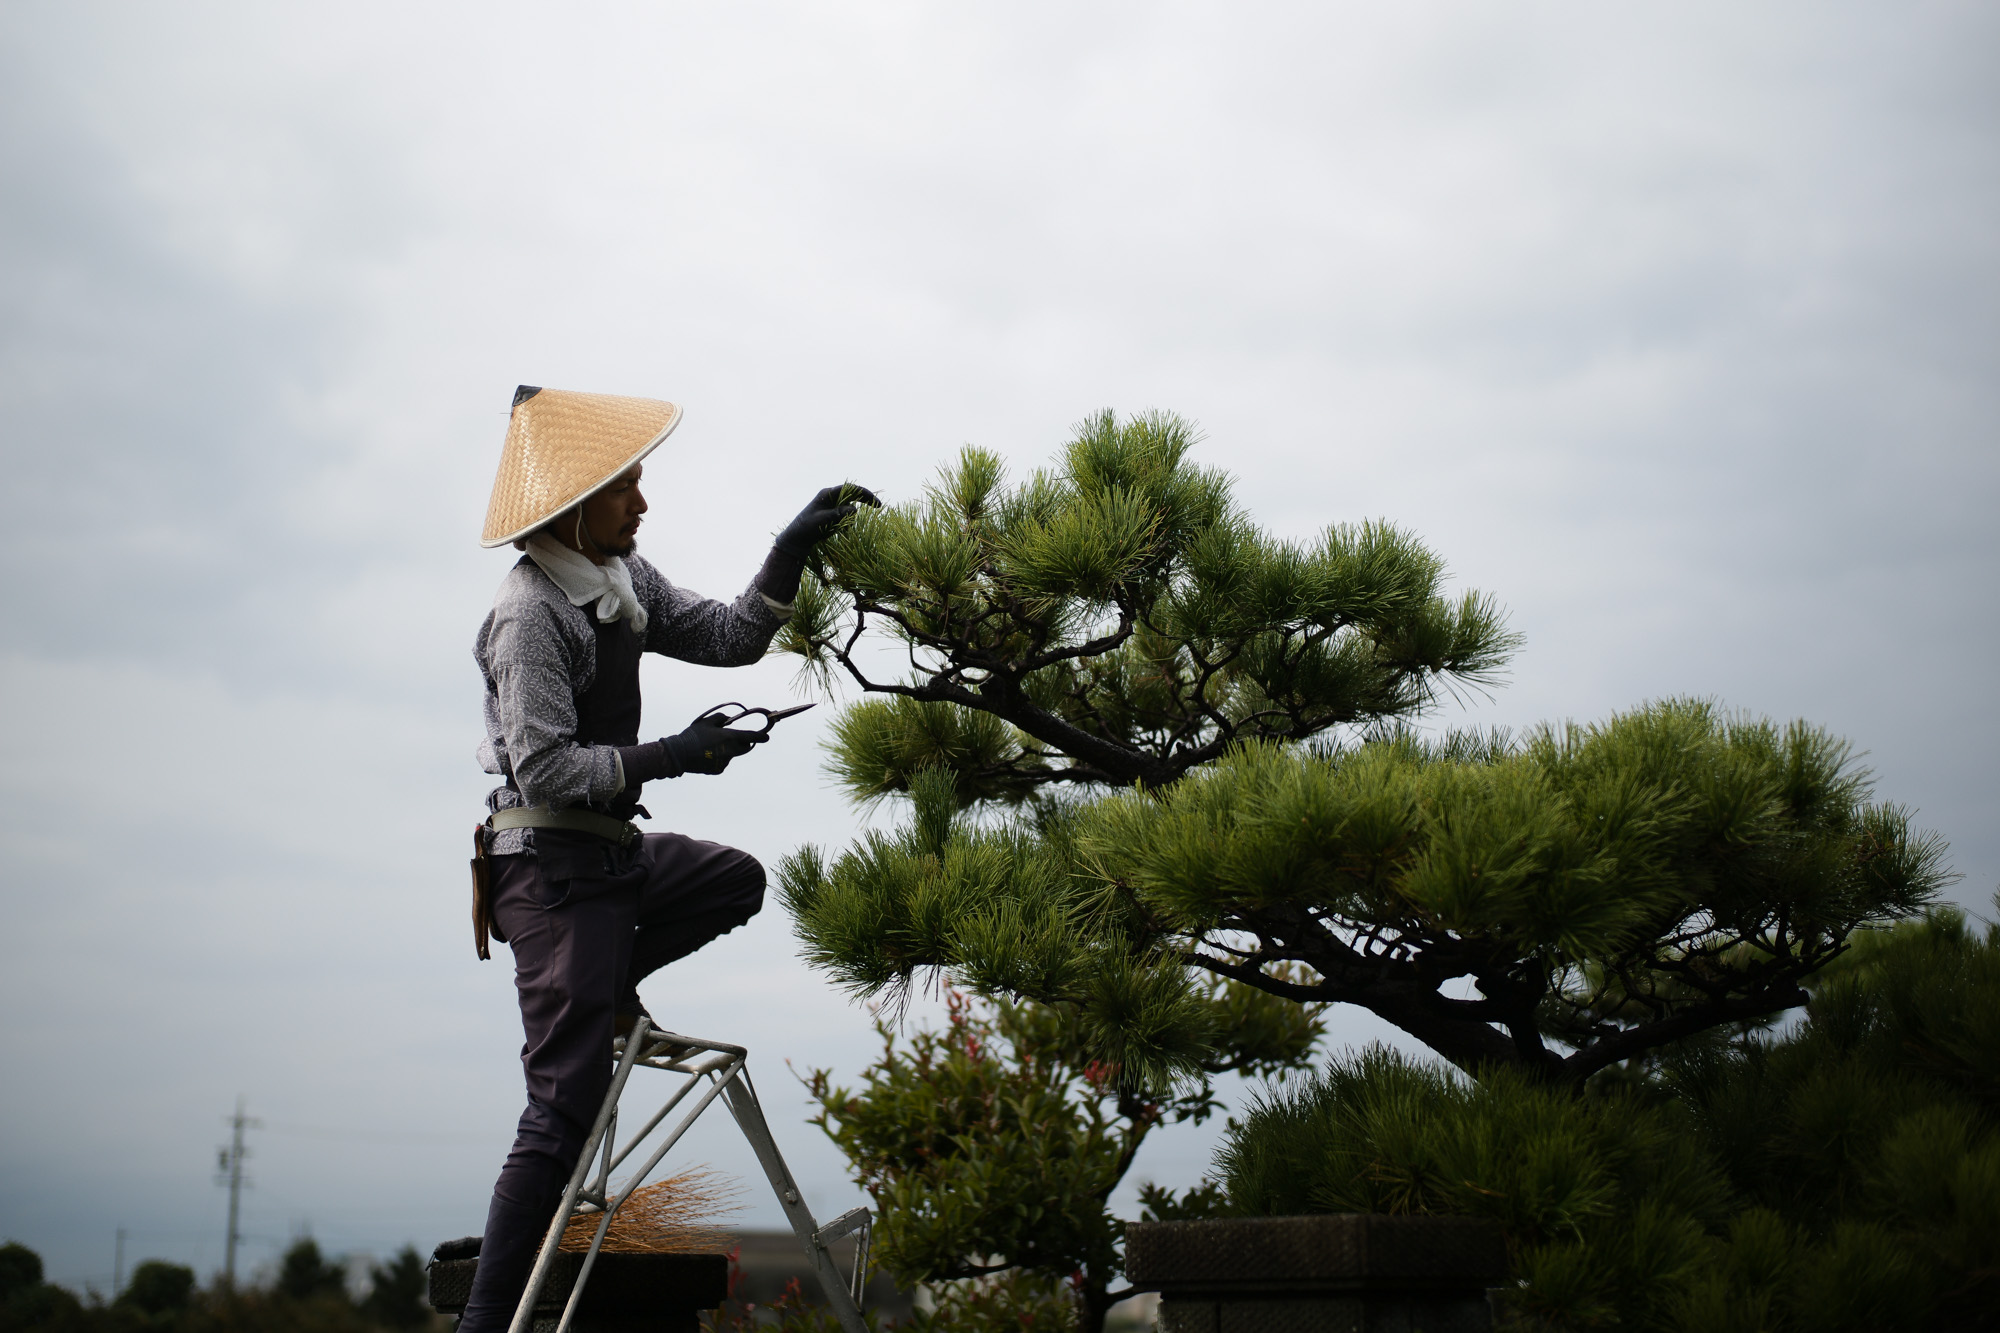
[691,701,817,737]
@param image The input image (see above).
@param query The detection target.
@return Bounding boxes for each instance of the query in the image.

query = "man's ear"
[517,517,567,552]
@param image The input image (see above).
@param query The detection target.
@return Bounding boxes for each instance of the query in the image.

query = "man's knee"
[719,848,766,913]
[514,1096,590,1160]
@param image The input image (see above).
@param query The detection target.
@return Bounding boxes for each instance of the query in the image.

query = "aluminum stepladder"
[507,1019,873,1333]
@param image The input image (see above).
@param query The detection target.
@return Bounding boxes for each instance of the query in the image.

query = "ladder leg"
[491,1025,871,1333]
[553,1060,744,1333]
[721,1070,871,1333]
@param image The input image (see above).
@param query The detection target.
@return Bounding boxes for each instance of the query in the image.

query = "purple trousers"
[456,831,765,1333]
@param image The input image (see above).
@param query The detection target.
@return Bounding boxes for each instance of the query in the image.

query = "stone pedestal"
[427,1239,729,1333]
[1124,1215,1508,1333]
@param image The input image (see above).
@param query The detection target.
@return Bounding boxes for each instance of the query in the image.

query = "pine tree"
[778,411,1948,1092]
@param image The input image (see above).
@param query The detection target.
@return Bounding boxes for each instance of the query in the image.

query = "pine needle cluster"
[777,409,1516,799]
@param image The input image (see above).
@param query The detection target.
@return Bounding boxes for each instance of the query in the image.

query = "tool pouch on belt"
[470,824,495,961]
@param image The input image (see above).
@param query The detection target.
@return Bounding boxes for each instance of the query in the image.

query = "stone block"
[1127,1215,1508,1333]
[427,1239,728,1333]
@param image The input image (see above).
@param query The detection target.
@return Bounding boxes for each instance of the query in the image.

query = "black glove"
[773,484,882,559]
[619,717,766,783]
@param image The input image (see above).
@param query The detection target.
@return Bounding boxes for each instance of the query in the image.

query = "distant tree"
[0,1246,40,1306]
[356,1249,428,1330]
[0,1238,434,1333]
[276,1239,346,1305]
[117,1262,195,1319]
[0,1242,85,1333]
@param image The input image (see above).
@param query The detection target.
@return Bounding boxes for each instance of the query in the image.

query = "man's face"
[578,464,647,559]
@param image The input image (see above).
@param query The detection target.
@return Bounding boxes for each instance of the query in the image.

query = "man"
[459,386,875,1332]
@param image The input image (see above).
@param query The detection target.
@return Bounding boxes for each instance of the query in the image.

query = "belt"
[486,805,641,847]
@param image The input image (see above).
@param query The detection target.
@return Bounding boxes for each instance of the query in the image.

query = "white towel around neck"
[525,532,650,634]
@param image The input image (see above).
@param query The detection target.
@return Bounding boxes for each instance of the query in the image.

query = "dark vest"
[501,565,647,818]
[575,613,645,818]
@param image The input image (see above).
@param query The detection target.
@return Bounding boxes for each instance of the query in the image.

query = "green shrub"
[1218,1047,1724,1328]
[1217,906,2000,1330]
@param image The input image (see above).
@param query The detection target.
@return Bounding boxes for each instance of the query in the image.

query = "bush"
[1216,905,2000,1331]
[1665,907,2000,1330]
[1219,1047,1725,1328]
[804,987,1303,1330]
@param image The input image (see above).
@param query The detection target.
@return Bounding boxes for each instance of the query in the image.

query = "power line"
[259,1119,473,1146]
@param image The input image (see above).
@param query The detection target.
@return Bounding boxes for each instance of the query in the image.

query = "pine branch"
[1558,984,1811,1082]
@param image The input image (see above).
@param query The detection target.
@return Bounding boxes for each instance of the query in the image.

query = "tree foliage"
[779,410,1516,798]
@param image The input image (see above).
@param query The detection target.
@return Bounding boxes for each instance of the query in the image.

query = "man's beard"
[583,525,638,559]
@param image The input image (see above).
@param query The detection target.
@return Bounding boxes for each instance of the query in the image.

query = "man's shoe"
[612,1000,653,1059]
[611,1004,695,1063]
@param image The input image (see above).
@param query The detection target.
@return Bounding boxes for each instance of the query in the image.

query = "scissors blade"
[764,703,817,725]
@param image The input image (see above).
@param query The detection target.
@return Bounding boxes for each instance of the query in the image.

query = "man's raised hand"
[774,484,882,558]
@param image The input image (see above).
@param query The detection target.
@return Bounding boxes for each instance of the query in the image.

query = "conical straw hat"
[480,386,683,548]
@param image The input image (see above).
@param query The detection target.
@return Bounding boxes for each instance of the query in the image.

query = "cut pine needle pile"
[557,1167,743,1254]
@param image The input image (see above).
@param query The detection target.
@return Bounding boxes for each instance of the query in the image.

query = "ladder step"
[813,1207,870,1246]
[511,1036,869,1333]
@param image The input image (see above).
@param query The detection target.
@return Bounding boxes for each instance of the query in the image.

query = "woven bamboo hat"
[480,386,683,548]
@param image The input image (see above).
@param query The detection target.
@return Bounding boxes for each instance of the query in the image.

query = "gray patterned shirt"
[474,554,789,853]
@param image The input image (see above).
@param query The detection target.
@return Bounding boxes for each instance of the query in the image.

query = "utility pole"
[114,1227,126,1296]
[214,1097,260,1287]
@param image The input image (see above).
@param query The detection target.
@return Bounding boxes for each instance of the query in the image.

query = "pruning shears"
[693,701,817,738]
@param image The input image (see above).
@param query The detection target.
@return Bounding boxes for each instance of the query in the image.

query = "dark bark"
[1198,932,1827,1089]
[1180,898,1841,1088]
[816,598,1439,795]
[1554,984,1809,1083]
[1082,1277,1142,1333]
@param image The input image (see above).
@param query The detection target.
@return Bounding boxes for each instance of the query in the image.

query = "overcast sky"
[2,0,1995,1295]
